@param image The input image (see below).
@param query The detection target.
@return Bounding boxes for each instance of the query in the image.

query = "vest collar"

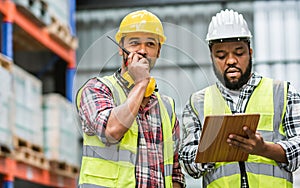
[113,68,157,111]
[114,68,133,94]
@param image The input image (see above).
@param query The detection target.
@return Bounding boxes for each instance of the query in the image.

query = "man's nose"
[226,54,237,65]
[137,43,147,55]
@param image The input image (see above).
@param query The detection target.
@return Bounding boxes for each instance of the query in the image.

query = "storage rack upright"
[0,0,77,187]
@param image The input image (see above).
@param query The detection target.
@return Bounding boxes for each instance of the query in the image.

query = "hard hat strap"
[208,37,251,52]
[209,37,250,45]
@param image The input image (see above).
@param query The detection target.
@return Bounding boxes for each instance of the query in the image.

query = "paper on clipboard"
[195,113,260,163]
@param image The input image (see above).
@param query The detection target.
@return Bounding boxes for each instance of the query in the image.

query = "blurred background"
[0,0,300,187]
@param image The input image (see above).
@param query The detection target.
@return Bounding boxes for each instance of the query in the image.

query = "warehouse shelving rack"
[0,0,77,187]
[0,156,76,187]
[0,0,76,101]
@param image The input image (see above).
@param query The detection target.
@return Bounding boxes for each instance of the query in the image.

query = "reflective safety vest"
[76,75,175,188]
[191,77,293,188]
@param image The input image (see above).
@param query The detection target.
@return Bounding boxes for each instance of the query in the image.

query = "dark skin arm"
[173,182,182,188]
[227,126,288,163]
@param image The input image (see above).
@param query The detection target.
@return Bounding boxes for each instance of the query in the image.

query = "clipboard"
[195,113,260,163]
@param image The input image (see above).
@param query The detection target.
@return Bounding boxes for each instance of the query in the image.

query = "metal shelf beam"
[0,156,77,187]
[0,0,76,68]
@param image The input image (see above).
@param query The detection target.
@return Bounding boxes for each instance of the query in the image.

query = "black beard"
[213,58,252,90]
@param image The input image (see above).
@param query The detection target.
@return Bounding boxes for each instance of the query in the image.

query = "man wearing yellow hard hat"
[76,10,185,188]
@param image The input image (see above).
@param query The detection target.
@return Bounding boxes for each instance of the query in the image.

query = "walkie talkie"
[107,36,156,97]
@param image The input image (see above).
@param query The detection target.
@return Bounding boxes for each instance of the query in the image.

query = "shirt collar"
[114,68,132,94]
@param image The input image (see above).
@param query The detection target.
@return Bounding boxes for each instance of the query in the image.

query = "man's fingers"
[243,126,257,139]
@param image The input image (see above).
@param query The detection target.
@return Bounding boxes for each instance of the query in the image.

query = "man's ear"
[249,48,253,56]
[118,47,123,56]
[156,44,161,58]
[118,37,125,56]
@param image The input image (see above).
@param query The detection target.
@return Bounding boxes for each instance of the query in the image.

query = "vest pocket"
[257,112,273,131]
[82,157,119,187]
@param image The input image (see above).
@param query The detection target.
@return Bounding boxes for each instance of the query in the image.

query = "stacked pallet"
[0,54,13,157]
[47,16,78,49]
[13,0,51,26]
[44,0,69,27]
[45,0,78,49]
[1,63,81,174]
[0,54,12,71]
[43,93,80,178]
[1,59,48,168]
[13,136,49,169]
[13,0,78,49]
[12,65,43,145]
[49,160,79,178]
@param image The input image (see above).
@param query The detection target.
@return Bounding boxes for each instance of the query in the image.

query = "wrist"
[135,78,150,87]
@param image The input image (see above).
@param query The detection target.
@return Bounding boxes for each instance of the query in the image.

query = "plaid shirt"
[77,70,185,187]
[179,72,300,178]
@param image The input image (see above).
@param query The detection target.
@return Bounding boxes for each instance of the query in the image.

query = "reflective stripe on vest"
[79,184,109,188]
[191,78,292,188]
[204,161,292,184]
[83,144,136,164]
[77,75,174,187]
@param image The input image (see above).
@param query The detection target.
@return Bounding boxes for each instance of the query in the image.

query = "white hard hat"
[206,9,252,42]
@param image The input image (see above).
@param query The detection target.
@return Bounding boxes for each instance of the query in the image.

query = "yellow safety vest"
[76,75,175,188]
[191,77,292,188]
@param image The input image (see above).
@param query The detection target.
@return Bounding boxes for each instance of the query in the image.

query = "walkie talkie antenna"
[107,35,147,58]
[107,35,130,55]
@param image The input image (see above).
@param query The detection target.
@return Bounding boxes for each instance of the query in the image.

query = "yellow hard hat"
[115,10,166,44]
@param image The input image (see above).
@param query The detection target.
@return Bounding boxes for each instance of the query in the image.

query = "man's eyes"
[217,55,225,60]
[147,42,156,47]
[128,41,157,47]
[215,53,226,59]
[129,41,139,45]
[236,52,244,56]
[216,52,244,59]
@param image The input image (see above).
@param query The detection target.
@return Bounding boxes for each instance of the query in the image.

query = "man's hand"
[227,126,287,163]
[127,52,150,84]
[173,182,182,188]
[227,126,266,155]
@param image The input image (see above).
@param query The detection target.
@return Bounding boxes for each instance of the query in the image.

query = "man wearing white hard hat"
[179,9,300,188]
[76,10,185,187]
